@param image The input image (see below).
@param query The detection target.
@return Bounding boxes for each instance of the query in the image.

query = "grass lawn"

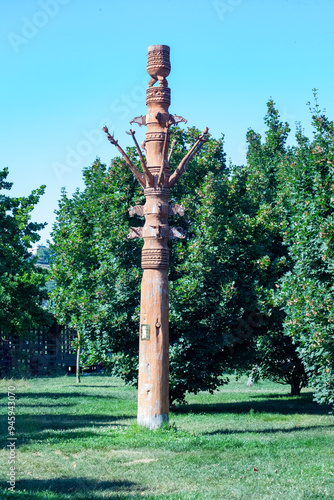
[0,374,334,499]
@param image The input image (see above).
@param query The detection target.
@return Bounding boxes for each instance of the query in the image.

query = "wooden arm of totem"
[168,138,178,162]
[168,128,209,188]
[103,126,146,188]
[127,129,154,187]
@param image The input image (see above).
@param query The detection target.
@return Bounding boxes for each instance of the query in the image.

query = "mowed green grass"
[0,375,333,499]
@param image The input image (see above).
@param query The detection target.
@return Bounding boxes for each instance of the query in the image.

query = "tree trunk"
[290,377,301,396]
[76,332,81,384]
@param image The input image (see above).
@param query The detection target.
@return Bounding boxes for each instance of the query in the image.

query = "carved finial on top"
[147,45,171,87]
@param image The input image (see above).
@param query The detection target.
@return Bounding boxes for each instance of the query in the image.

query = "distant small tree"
[36,246,50,264]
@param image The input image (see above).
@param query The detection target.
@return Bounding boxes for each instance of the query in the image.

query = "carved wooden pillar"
[137,45,173,429]
[103,44,208,429]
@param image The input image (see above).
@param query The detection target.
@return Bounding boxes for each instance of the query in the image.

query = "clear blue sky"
[1,0,333,243]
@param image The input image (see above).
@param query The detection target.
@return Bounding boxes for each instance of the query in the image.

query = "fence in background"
[0,322,77,376]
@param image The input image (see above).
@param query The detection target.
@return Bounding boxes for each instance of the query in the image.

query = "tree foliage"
[276,92,334,405]
[0,168,50,337]
[50,152,144,381]
[237,101,308,395]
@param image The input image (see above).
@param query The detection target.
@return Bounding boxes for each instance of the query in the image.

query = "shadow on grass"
[203,423,334,436]
[0,413,135,446]
[9,392,115,399]
[19,412,134,427]
[1,477,142,498]
[67,384,117,388]
[0,402,77,407]
[0,391,118,408]
[174,396,332,416]
[12,428,130,446]
[249,392,313,399]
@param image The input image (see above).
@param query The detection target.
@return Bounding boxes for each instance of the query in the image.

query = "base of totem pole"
[137,413,168,430]
[137,267,169,430]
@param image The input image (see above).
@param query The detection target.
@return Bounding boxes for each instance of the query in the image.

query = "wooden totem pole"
[103,45,208,429]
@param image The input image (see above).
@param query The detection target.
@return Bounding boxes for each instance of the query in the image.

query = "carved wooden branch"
[127,129,154,187]
[168,128,210,188]
[168,138,177,162]
[103,126,146,188]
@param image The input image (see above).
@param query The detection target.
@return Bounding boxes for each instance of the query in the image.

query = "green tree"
[36,246,50,264]
[207,101,308,396]
[235,101,308,396]
[0,167,50,337]
[277,92,334,405]
[167,128,234,402]
[50,156,143,383]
